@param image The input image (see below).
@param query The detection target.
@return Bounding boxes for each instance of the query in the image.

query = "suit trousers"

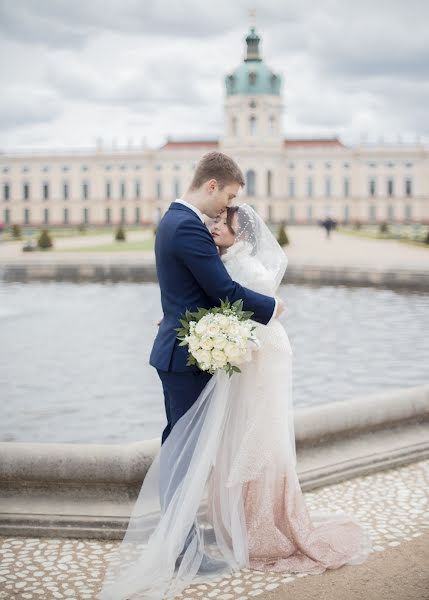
[156,368,212,513]
[156,368,213,557]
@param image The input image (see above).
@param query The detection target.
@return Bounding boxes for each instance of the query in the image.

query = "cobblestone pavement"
[0,459,427,600]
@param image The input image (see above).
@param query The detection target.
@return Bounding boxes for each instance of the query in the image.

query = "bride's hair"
[225,205,259,256]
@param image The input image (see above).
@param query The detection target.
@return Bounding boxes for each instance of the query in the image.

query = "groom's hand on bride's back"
[275,298,285,318]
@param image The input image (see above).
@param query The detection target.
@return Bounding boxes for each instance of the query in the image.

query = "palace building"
[1,27,428,227]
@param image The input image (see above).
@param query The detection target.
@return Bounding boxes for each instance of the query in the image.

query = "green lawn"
[337,224,429,248]
[1,225,153,242]
[58,238,155,252]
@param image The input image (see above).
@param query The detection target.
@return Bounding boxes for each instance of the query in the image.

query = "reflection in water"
[0,281,428,444]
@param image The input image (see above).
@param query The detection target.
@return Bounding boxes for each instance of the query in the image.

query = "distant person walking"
[321,216,336,239]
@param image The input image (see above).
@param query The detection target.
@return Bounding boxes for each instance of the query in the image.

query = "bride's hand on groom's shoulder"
[275,298,285,318]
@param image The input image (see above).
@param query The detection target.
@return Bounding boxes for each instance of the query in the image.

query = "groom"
[150,150,284,445]
[149,151,284,570]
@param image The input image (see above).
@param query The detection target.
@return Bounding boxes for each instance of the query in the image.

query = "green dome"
[225,27,282,96]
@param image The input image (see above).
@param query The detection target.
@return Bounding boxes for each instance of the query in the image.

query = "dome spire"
[245,10,262,63]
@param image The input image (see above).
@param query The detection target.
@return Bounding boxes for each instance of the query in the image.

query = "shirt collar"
[173,198,205,223]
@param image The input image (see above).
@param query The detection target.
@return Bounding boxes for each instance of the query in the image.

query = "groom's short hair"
[190,151,245,190]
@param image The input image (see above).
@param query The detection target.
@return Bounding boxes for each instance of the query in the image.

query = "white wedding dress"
[98,205,372,600]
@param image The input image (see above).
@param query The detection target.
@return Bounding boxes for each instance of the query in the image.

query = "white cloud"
[0,0,428,151]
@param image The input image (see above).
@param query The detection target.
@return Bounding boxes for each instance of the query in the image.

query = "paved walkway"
[0,459,427,599]
[0,227,428,271]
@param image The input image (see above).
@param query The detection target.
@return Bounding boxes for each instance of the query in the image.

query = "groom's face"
[205,180,241,219]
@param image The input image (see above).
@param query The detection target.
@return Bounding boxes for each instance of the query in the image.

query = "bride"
[98,204,372,600]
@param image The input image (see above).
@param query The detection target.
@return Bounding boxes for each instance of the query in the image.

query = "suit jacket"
[149,201,276,372]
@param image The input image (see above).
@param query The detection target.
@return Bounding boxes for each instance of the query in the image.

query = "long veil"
[98,204,370,599]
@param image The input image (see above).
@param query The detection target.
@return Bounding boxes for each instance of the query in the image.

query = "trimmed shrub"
[37,229,53,249]
[115,226,126,241]
[277,221,289,246]
[12,224,22,239]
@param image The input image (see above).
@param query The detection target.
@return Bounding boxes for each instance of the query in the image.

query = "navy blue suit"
[149,201,275,444]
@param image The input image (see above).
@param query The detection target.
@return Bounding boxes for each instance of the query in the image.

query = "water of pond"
[0,281,428,444]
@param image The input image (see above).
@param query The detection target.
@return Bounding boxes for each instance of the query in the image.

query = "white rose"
[212,335,227,350]
[211,348,227,367]
[197,349,212,365]
[238,324,250,339]
[188,336,200,352]
[224,342,240,360]
[195,319,208,335]
[217,314,229,328]
[206,323,220,336]
[200,335,214,351]
[227,322,241,336]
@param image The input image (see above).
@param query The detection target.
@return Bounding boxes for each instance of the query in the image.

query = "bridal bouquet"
[175,299,260,376]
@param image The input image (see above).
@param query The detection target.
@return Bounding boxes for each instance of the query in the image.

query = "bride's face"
[210,211,237,249]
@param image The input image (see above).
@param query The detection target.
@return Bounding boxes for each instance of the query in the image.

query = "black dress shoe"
[175,551,229,574]
[197,553,229,574]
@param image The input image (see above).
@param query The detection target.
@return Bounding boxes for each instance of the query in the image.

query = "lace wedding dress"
[98,205,372,600]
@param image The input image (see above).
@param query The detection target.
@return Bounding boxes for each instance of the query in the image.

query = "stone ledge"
[0,384,428,539]
[1,261,429,289]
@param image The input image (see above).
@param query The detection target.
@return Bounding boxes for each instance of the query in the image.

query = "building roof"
[159,140,219,150]
[284,138,346,148]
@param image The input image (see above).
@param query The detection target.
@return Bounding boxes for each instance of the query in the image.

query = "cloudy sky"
[0,0,428,152]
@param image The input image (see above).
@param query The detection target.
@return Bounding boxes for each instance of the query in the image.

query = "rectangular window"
[83,207,89,224]
[135,180,141,199]
[63,207,69,224]
[387,178,394,197]
[23,182,30,201]
[105,181,111,199]
[174,179,180,198]
[405,178,412,197]
[325,176,331,197]
[120,207,126,223]
[82,181,89,200]
[120,180,126,200]
[307,177,313,197]
[4,208,10,224]
[343,177,350,198]
[266,171,272,197]
[404,205,412,220]
[368,205,376,222]
[288,177,295,197]
[387,205,394,220]
[3,183,10,201]
[289,205,295,222]
[43,182,49,200]
[135,206,140,224]
[24,208,30,225]
[156,180,162,200]
[369,177,376,197]
[43,208,49,224]
[307,205,313,221]
[63,182,69,201]
[105,207,111,224]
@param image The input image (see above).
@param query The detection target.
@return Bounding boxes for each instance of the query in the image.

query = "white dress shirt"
[173,198,205,223]
[173,198,277,323]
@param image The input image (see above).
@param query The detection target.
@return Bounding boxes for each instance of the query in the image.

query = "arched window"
[246,170,256,196]
[267,170,272,196]
[249,116,257,136]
